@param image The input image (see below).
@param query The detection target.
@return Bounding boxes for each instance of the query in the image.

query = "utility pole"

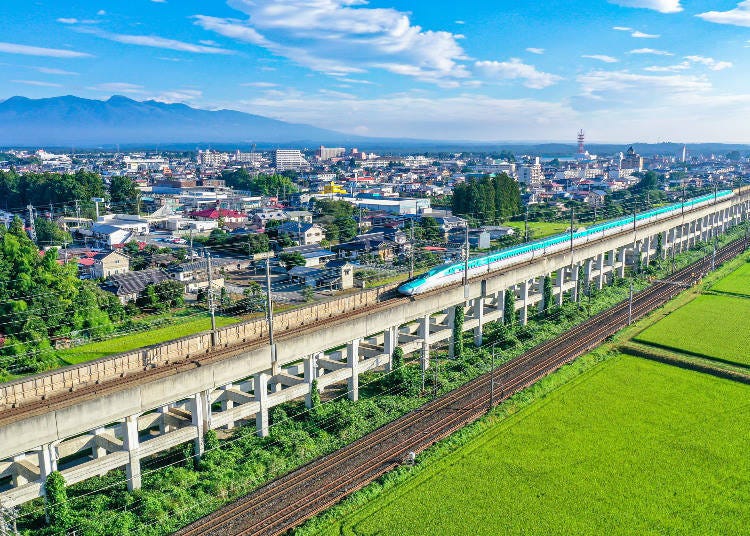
[265,257,277,366]
[711,240,716,271]
[206,253,217,346]
[524,205,529,242]
[27,205,36,243]
[628,281,634,325]
[463,223,470,299]
[489,344,496,411]
[409,218,415,279]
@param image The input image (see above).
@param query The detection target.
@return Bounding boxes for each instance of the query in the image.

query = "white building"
[518,158,543,185]
[274,149,308,171]
[197,150,230,167]
[123,156,168,173]
[316,146,345,160]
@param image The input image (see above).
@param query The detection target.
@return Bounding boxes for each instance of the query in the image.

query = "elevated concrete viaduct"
[0,190,748,507]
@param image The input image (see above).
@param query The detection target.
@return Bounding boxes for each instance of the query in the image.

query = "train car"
[398,190,733,296]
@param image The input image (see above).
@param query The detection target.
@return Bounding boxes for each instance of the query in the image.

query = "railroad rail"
[175,236,746,536]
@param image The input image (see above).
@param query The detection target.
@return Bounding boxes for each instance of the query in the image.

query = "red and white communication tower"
[577,129,585,155]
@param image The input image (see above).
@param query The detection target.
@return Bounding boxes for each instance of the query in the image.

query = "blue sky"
[2,0,750,142]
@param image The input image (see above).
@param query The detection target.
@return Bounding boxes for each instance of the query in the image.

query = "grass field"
[634,294,750,367]
[506,221,570,239]
[57,314,239,365]
[710,259,750,297]
[309,355,750,536]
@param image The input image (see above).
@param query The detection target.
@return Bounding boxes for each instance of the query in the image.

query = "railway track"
[175,237,746,536]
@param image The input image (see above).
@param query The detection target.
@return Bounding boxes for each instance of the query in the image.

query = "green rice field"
[710,259,750,297]
[308,355,750,536]
[634,294,750,367]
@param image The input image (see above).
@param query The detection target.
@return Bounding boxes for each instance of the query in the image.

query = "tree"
[391,347,405,386]
[279,251,306,270]
[634,171,660,192]
[302,285,315,302]
[45,471,72,534]
[453,305,465,359]
[34,218,71,247]
[310,379,321,410]
[109,176,141,214]
[504,289,515,325]
[419,216,443,242]
[542,275,553,316]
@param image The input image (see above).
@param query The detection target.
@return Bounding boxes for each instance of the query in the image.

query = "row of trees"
[221,169,299,197]
[451,174,521,225]
[0,170,105,211]
[313,199,358,242]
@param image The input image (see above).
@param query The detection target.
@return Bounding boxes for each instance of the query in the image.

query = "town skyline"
[3,0,750,142]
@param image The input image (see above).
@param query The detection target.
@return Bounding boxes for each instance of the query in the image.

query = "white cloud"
[11,79,63,87]
[526,47,545,55]
[613,26,660,38]
[577,70,711,100]
[455,20,465,25]
[87,82,144,93]
[193,0,469,83]
[629,48,674,55]
[0,42,92,58]
[34,66,79,75]
[76,27,233,54]
[631,31,660,38]
[608,0,683,13]
[474,59,562,89]
[152,90,202,103]
[644,62,690,72]
[241,81,278,87]
[698,2,750,27]
[685,55,733,71]
[57,18,79,24]
[97,10,106,16]
[582,54,619,63]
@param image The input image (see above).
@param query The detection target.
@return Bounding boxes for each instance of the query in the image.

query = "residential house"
[332,230,404,261]
[251,209,286,228]
[91,251,130,279]
[167,259,227,293]
[277,222,325,245]
[281,244,337,267]
[288,261,354,290]
[90,223,132,248]
[190,208,247,228]
[102,269,171,304]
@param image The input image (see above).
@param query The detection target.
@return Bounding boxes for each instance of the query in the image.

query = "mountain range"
[1,95,750,156]
[0,95,362,147]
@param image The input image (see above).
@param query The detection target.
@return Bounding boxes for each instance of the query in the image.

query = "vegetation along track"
[176,237,747,536]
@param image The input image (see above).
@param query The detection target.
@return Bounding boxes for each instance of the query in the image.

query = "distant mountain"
[0,95,364,147]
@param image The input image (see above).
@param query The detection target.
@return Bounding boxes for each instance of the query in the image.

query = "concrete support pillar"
[617,248,626,277]
[158,405,170,434]
[498,290,506,323]
[445,307,456,358]
[596,254,605,290]
[661,231,668,260]
[304,354,318,408]
[11,454,27,487]
[519,280,529,326]
[643,235,651,266]
[123,414,141,492]
[38,443,57,483]
[419,314,431,370]
[220,385,234,430]
[384,326,398,370]
[571,264,580,301]
[255,372,269,438]
[92,427,107,459]
[583,259,593,288]
[192,390,210,458]
[555,269,564,306]
[347,338,360,402]
[473,298,484,347]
